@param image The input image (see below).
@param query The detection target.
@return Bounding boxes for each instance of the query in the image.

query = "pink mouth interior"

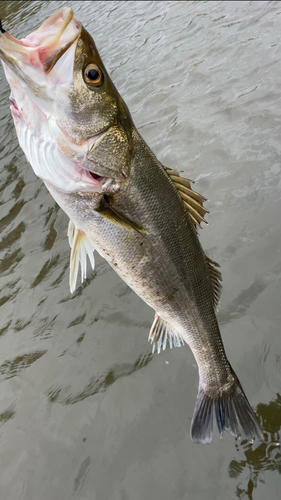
[1,9,106,192]
[2,8,81,72]
[89,172,104,182]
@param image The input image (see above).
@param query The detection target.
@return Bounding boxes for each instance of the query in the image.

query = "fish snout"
[0,8,82,74]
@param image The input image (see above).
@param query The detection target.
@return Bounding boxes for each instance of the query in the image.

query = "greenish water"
[0,1,281,499]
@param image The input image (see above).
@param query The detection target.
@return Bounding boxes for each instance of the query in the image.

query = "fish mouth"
[0,7,81,74]
[0,10,115,194]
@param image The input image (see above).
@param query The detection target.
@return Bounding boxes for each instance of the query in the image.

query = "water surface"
[0,1,281,499]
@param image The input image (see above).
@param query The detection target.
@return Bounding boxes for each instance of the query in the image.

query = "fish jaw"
[0,8,82,80]
[0,7,82,119]
[0,10,111,194]
[0,8,133,192]
[1,60,105,194]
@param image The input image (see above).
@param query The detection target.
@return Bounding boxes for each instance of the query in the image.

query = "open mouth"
[89,172,104,181]
[0,10,110,194]
[0,8,81,74]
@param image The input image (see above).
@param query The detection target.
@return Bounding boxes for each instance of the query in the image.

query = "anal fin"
[148,314,185,354]
[67,220,96,293]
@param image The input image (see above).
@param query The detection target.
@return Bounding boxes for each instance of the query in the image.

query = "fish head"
[0,8,133,193]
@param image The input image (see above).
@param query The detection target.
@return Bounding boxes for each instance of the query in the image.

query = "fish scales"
[0,7,263,443]
[49,129,215,333]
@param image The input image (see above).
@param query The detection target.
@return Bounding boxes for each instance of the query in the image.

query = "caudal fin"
[190,376,264,444]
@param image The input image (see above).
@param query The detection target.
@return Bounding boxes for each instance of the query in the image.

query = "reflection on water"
[47,351,153,406]
[1,1,281,499]
[229,395,281,499]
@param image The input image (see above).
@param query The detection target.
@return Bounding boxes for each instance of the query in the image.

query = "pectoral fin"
[67,220,96,293]
[95,196,147,237]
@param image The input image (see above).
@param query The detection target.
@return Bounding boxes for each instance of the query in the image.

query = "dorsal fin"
[67,220,96,293]
[163,166,209,230]
[163,166,222,308]
[148,314,185,354]
[205,255,222,309]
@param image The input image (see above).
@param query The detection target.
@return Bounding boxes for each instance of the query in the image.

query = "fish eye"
[83,64,103,87]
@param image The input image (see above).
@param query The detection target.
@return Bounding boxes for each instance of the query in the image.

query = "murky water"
[0,1,281,498]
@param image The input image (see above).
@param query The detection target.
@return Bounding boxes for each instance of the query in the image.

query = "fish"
[0,8,264,444]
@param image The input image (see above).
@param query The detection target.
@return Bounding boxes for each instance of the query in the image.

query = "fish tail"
[190,372,264,444]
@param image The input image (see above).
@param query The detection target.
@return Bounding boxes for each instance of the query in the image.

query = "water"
[0,1,281,499]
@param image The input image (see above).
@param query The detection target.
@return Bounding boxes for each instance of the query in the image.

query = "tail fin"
[190,376,264,444]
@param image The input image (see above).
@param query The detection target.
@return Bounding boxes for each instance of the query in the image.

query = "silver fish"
[0,8,263,443]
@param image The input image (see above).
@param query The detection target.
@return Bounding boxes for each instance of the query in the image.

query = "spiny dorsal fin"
[205,255,222,309]
[67,220,95,293]
[163,166,209,230]
[148,314,185,354]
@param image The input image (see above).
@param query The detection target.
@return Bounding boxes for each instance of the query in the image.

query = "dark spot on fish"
[167,286,178,301]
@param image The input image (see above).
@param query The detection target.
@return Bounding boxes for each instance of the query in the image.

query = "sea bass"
[0,8,263,443]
